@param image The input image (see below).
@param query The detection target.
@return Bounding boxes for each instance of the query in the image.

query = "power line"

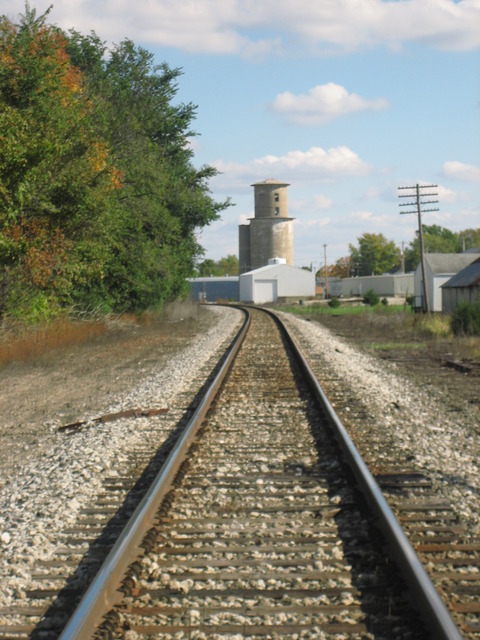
[398,184,439,313]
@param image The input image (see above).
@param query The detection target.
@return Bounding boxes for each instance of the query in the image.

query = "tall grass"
[0,299,202,368]
[0,317,108,368]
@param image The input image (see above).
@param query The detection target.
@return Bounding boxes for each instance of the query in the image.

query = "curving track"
[59,306,464,639]
[1,306,474,639]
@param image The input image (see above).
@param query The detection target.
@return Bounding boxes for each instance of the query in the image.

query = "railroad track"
[280,312,480,639]
[1,306,475,638]
[52,306,465,640]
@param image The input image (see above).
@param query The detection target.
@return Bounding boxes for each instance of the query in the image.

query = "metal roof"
[424,252,478,275]
[441,257,480,288]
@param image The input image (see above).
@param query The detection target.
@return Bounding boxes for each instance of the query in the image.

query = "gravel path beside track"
[0,304,478,632]
[0,306,243,617]
[278,312,480,534]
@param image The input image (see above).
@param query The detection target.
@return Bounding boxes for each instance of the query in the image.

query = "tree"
[197,254,239,277]
[0,10,230,320]
[329,256,351,278]
[67,34,230,310]
[0,7,120,319]
[348,233,401,276]
[404,225,460,271]
[403,225,480,272]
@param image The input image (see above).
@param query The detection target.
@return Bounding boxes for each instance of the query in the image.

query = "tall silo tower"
[238,179,294,274]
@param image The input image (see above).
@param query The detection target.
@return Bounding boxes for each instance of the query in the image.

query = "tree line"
[0,6,229,322]
[329,226,480,278]
[198,226,479,280]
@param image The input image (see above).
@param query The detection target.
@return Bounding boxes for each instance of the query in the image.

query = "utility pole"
[323,244,329,299]
[398,184,438,313]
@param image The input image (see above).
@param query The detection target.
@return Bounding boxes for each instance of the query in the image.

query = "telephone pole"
[398,184,439,313]
[323,244,329,299]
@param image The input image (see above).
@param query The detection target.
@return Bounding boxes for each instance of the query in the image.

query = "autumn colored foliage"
[0,6,227,322]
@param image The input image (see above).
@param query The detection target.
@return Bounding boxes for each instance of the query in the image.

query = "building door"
[254,279,277,303]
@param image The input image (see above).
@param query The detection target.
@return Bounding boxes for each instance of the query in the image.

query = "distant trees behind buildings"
[196,255,239,277]
[328,226,480,278]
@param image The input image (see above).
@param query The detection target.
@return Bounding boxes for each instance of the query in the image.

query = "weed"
[0,317,107,368]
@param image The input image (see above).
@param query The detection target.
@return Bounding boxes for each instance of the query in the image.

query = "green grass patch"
[370,341,427,351]
[281,303,407,317]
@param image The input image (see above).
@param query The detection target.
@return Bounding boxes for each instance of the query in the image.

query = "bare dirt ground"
[1,303,479,485]
[0,303,215,482]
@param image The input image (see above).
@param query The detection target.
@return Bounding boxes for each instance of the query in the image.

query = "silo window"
[275,207,280,215]
[274,192,279,202]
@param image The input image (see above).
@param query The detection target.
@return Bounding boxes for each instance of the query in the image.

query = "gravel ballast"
[0,304,478,624]
[279,311,480,533]
[0,305,243,615]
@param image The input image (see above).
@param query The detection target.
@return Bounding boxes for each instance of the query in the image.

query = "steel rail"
[59,305,250,640]
[269,308,463,640]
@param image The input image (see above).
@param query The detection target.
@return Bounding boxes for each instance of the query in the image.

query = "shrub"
[381,297,388,306]
[328,296,341,308]
[451,301,480,336]
[363,289,380,307]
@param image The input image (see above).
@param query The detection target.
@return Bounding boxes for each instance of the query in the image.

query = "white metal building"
[414,253,479,312]
[239,263,315,304]
[340,273,414,299]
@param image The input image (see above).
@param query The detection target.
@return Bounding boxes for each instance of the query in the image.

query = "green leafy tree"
[404,225,462,271]
[349,233,401,276]
[0,7,119,319]
[458,228,480,252]
[197,254,239,277]
[217,254,239,275]
[67,34,229,310]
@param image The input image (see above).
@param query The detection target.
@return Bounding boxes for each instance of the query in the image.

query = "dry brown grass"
[0,317,108,368]
[0,300,203,369]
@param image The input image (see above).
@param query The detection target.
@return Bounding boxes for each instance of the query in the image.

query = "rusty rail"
[59,306,250,640]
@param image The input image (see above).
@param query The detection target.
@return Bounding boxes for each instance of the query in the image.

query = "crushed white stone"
[0,306,243,611]
[279,312,480,533]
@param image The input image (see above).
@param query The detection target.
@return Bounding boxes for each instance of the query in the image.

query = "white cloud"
[271,83,389,126]
[211,145,372,191]
[314,194,333,210]
[443,161,480,183]
[349,210,391,226]
[6,0,479,55]
[436,184,458,203]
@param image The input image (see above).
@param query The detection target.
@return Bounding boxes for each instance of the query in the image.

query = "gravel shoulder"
[279,310,480,534]
[0,305,230,491]
[0,305,244,612]
[0,303,479,619]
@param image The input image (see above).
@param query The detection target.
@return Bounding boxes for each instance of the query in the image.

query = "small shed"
[441,257,480,314]
[239,264,315,304]
[414,253,479,312]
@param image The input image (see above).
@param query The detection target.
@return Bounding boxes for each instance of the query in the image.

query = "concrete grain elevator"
[239,179,294,275]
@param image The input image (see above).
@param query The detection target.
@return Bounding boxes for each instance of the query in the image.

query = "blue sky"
[3,0,479,269]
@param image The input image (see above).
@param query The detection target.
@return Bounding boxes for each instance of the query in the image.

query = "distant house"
[414,253,479,312]
[441,257,480,314]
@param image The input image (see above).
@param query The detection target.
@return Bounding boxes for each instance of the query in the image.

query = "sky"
[3,0,480,270]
